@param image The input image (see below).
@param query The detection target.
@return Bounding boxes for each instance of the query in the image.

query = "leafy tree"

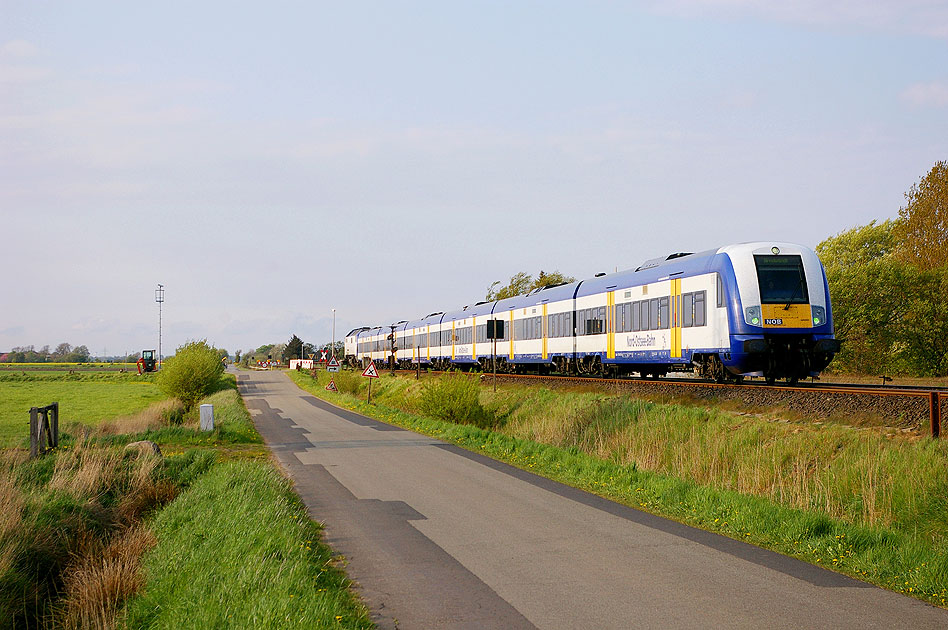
[234,350,241,363]
[895,160,948,271]
[486,270,576,301]
[155,340,225,410]
[65,345,91,363]
[284,335,304,361]
[53,343,72,359]
[818,220,948,376]
[817,222,909,374]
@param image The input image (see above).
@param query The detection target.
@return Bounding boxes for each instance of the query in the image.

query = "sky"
[2,1,947,358]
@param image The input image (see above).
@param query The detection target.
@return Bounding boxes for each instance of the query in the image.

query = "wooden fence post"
[51,402,59,448]
[30,407,38,458]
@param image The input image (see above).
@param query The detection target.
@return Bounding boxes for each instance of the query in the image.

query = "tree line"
[818,161,948,377]
[1,343,93,363]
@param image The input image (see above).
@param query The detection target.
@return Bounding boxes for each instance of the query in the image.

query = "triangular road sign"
[361,361,379,378]
[327,356,339,368]
[325,378,337,392]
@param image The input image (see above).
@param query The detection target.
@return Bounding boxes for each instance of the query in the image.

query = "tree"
[53,343,71,359]
[65,345,91,363]
[818,220,948,376]
[234,350,241,363]
[486,270,576,301]
[817,222,910,374]
[895,160,948,271]
[155,340,225,410]
[285,335,303,361]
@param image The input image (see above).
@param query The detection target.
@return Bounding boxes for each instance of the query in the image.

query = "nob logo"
[765,318,784,326]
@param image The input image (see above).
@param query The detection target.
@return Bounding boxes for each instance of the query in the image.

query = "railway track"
[407,369,945,436]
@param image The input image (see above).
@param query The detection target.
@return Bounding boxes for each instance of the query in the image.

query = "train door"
[671,278,682,359]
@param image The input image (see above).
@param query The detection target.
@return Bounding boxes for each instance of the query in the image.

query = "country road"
[237,369,947,629]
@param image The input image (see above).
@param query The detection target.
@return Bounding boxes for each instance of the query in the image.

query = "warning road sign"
[325,379,337,392]
[361,361,379,378]
[327,356,340,372]
[319,350,329,362]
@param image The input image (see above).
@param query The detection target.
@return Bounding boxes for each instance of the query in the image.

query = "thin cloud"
[1,39,39,58]
[900,81,948,107]
[648,0,948,38]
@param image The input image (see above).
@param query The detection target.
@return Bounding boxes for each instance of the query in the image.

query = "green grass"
[0,371,166,447]
[123,460,373,629]
[1,372,369,628]
[287,369,948,608]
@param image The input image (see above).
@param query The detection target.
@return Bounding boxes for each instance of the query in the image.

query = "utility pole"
[155,284,164,369]
[331,308,336,361]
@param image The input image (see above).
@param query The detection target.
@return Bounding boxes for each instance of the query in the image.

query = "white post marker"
[362,360,379,403]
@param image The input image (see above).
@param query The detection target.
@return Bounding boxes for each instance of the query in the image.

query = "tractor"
[138,350,158,374]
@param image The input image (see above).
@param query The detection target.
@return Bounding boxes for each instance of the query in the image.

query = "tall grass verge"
[287,369,948,607]
[123,460,373,628]
[418,371,496,429]
[0,441,197,627]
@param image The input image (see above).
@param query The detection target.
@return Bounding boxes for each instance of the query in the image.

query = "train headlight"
[771,246,780,255]
[745,306,761,326]
[811,305,826,326]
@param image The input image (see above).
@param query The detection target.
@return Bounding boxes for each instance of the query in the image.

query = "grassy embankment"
[0,370,373,628]
[289,368,948,608]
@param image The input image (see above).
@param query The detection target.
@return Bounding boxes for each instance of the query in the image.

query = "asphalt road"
[237,369,948,629]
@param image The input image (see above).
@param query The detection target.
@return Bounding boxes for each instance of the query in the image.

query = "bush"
[155,340,225,410]
[332,370,365,396]
[419,372,495,429]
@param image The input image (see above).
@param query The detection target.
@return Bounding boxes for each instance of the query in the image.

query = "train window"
[659,297,669,330]
[683,293,694,327]
[716,273,725,308]
[632,301,640,331]
[695,290,707,326]
[649,298,659,330]
[755,255,809,305]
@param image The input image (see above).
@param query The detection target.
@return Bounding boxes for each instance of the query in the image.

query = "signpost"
[362,360,379,403]
[487,319,505,392]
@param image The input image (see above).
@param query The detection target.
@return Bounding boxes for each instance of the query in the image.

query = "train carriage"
[348,241,839,384]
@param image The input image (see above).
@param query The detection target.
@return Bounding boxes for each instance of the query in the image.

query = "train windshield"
[754,255,809,305]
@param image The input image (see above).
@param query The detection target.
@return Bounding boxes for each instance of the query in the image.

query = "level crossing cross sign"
[319,350,328,362]
[361,361,379,378]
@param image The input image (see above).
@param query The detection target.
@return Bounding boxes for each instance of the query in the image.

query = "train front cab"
[719,243,840,384]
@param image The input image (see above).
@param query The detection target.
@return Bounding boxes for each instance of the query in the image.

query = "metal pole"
[493,333,497,393]
[155,284,164,369]
[931,391,941,439]
[332,309,336,361]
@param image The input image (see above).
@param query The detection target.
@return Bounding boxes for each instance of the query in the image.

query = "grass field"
[289,368,948,608]
[1,371,373,628]
[0,372,166,447]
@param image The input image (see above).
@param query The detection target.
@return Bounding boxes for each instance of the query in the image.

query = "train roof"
[492,280,582,312]
[442,300,496,322]
[576,248,720,297]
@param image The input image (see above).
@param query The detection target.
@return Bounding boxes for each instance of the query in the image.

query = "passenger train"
[344,242,841,385]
